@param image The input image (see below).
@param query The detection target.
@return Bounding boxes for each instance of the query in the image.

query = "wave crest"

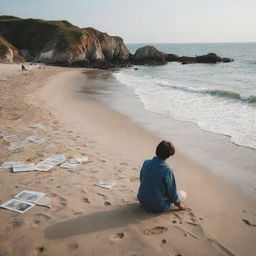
[157,82,256,104]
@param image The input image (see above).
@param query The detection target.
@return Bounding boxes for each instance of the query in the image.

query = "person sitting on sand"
[137,140,186,212]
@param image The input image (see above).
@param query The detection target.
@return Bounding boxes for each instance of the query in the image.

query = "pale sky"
[0,0,255,43]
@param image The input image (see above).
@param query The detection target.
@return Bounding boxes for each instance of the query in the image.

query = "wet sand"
[0,64,256,256]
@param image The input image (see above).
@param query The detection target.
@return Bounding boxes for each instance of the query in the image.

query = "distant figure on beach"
[21,64,27,71]
[137,140,186,213]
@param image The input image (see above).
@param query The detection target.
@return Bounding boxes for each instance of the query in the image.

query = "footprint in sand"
[130,176,139,182]
[48,192,67,211]
[67,241,79,252]
[82,197,90,204]
[32,247,46,256]
[242,219,256,227]
[161,239,167,244]
[26,214,51,227]
[111,232,125,240]
[72,211,83,216]
[143,226,168,236]
[97,193,108,200]
[104,201,111,206]
[4,218,24,232]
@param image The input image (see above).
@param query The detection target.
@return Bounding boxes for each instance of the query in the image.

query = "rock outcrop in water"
[0,36,25,63]
[0,16,234,67]
[0,16,129,67]
[131,46,167,65]
[132,45,233,65]
[180,52,233,64]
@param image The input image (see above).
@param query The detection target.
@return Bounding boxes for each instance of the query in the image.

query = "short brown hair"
[156,140,175,160]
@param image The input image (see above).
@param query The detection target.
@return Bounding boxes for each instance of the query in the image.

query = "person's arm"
[139,161,146,182]
[163,168,185,210]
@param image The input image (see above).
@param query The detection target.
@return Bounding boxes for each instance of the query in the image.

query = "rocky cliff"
[82,27,130,62]
[0,16,130,67]
[0,16,233,67]
[0,36,24,63]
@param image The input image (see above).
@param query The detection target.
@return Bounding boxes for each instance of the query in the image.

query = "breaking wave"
[156,82,256,104]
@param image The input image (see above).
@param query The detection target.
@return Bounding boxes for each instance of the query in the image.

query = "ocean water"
[114,43,256,149]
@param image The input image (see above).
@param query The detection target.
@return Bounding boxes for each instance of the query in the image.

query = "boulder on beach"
[0,36,25,63]
[132,45,167,65]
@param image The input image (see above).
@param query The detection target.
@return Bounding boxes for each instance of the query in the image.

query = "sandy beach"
[0,64,256,256]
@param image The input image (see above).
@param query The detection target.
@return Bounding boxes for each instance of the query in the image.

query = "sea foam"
[114,71,256,150]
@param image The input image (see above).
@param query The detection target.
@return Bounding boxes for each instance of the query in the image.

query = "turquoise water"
[114,43,256,149]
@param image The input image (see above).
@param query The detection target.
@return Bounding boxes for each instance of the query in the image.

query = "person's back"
[137,140,186,213]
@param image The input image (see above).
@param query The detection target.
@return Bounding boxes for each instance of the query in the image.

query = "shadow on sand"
[44,203,156,239]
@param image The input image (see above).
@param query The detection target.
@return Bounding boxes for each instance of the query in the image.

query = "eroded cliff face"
[83,27,130,62]
[0,16,130,66]
[0,36,24,64]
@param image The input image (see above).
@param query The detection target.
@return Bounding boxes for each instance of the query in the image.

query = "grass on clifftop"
[0,16,83,55]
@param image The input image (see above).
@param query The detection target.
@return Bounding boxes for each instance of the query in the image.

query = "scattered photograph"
[0,198,35,213]
[26,136,47,144]
[30,123,45,129]
[35,155,66,171]
[14,190,45,203]
[96,180,116,189]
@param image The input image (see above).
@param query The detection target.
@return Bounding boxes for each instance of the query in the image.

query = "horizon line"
[125,41,256,44]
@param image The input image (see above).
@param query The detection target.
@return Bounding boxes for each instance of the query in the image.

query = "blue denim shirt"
[137,156,180,213]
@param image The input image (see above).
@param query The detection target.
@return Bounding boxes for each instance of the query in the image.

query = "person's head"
[156,140,175,160]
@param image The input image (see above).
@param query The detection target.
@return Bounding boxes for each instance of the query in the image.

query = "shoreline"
[39,69,256,255]
[79,69,256,199]
[0,64,255,256]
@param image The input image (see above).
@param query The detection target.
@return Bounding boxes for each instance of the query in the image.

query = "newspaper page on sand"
[8,140,29,150]
[12,163,36,173]
[0,161,23,168]
[3,135,18,142]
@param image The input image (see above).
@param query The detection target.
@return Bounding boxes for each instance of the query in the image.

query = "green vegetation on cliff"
[0,16,130,65]
[0,16,83,56]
